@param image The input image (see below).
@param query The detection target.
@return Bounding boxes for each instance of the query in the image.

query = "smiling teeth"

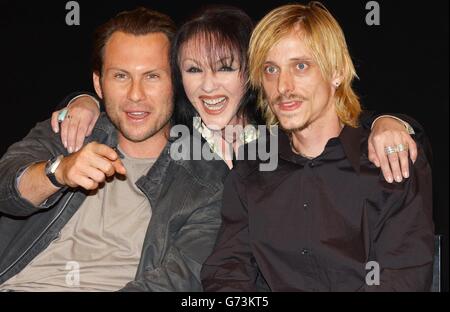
[128,112,146,116]
[202,97,226,105]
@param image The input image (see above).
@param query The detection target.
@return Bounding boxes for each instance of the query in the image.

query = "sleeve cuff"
[14,162,67,209]
[371,115,415,135]
[67,94,100,110]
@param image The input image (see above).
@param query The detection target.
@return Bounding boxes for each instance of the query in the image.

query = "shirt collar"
[278,125,362,173]
[278,129,298,163]
[193,116,259,159]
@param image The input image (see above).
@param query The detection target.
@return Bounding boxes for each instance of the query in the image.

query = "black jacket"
[0,113,229,291]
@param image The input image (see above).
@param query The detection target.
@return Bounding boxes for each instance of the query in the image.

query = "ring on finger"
[385,145,398,155]
[397,143,408,152]
[57,108,69,123]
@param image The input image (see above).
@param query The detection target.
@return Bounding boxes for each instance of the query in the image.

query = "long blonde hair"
[249,1,361,127]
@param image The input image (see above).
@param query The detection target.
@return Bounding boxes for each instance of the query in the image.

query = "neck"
[208,115,247,170]
[291,108,343,159]
[118,124,170,159]
[220,114,245,143]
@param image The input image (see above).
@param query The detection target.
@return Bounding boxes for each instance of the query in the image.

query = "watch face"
[45,156,64,188]
[49,158,59,173]
[45,158,54,175]
[46,156,62,174]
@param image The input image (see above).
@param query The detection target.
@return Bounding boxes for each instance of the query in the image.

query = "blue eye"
[297,63,308,70]
[264,66,278,74]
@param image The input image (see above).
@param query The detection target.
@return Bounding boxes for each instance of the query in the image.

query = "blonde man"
[201,2,434,291]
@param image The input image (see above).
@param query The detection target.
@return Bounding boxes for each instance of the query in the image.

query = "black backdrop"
[0,0,448,291]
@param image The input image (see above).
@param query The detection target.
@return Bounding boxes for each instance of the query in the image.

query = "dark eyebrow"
[142,69,161,76]
[107,68,161,75]
[107,68,130,74]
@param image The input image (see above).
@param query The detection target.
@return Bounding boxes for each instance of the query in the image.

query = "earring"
[335,81,340,87]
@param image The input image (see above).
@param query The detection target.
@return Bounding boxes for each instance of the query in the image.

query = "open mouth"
[278,100,302,111]
[125,111,150,121]
[200,96,227,114]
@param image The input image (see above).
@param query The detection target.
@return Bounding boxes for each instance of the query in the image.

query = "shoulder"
[4,117,66,157]
[168,133,230,193]
[234,127,292,180]
[91,113,115,136]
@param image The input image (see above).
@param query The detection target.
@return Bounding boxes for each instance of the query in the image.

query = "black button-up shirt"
[201,126,434,292]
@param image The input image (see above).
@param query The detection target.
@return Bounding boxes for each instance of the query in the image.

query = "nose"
[277,70,294,97]
[200,71,219,93]
[128,79,145,102]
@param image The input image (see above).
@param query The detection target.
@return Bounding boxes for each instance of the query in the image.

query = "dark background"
[0,0,448,291]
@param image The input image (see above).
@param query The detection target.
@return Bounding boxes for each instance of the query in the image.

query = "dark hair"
[92,7,176,74]
[171,5,263,129]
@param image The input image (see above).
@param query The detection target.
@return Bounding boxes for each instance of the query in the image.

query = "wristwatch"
[45,155,65,188]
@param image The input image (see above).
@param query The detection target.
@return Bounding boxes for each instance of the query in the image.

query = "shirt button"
[309,161,315,168]
[301,248,310,255]
[303,203,308,209]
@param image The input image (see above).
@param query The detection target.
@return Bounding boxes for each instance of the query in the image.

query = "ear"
[93,71,103,99]
[331,71,343,88]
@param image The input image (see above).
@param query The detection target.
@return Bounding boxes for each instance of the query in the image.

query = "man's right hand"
[56,142,127,190]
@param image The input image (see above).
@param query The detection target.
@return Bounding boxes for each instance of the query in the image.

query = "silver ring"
[57,108,69,123]
[385,145,398,155]
[397,143,408,152]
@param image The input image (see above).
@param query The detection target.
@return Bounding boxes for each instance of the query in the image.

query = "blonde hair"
[249,1,361,127]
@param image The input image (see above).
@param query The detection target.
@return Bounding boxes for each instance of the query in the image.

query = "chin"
[122,132,151,143]
[277,118,305,132]
[205,123,226,131]
[119,124,155,142]
[201,116,231,131]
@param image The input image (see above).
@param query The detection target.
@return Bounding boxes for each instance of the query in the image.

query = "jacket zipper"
[0,193,75,279]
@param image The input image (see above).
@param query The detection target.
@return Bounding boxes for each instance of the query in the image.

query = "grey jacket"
[0,113,229,291]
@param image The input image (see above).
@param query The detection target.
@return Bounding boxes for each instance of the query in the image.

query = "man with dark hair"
[0,7,227,292]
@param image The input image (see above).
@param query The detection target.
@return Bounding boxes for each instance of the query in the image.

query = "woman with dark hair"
[172,6,261,128]
[51,5,420,180]
[169,5,263,167]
